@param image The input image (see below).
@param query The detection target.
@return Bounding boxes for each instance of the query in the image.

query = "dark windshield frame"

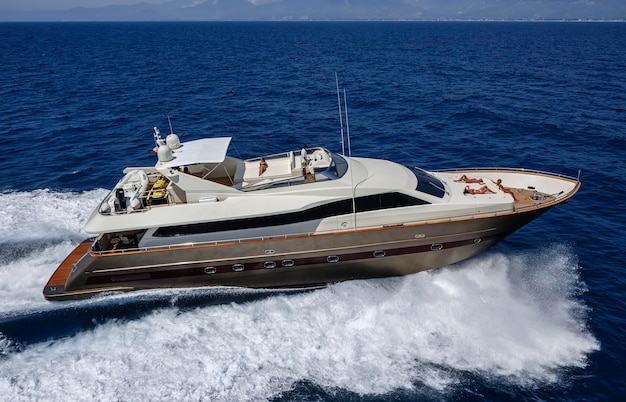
[320,151,348,180]
[410,167,446,198]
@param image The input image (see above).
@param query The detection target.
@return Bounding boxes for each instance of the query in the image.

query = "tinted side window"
[154,199,353,237]
[154,192,428,237]
[355,192,429,213]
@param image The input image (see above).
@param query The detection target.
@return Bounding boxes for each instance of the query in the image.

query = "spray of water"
[0,190,599,400]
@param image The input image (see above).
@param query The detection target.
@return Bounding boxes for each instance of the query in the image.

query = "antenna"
[335,72,345,155]
[334,75,357,228]
[167,116,174,135]
[343,88,352,157]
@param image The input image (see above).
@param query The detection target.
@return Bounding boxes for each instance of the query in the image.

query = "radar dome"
[157,144,173,163]
[166,133,181,150]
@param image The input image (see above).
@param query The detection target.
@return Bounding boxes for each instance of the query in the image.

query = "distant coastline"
[1,18,625,23]
[2,0,624,23]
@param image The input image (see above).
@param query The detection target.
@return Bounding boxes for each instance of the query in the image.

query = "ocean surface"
[0,21,624,401]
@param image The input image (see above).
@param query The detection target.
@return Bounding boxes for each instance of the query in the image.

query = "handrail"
[434,167,581,182]
[245,150,293,162]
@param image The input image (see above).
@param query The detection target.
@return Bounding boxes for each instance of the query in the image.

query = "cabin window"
[153,193,426,237]
[355,192,429,213]
[153,199,353,237]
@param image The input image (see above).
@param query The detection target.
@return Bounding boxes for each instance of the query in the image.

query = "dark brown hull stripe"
[84,234,502,286]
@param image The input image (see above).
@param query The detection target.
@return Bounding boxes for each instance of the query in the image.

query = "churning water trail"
[0,189,107,311]
[0,190,599,400]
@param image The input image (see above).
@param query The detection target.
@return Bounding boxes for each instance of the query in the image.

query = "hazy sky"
[2,0,624,20]
[2,0,167,11]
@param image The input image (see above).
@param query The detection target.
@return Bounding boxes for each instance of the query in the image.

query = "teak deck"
[45,240,92,288]
[511,188,555,210]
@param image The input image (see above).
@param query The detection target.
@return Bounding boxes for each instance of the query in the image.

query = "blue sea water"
[0,21,624,401]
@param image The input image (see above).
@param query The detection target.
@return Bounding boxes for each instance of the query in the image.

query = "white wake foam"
[0,245,599,401]
[0,188,106,243]
[0,189,107,312]
[0,190,599,400]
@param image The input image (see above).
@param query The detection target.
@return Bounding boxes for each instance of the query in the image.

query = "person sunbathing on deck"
[455,174,484,184]
[258,158,268,176]
[493,179,517,200]
[464,185,495,195]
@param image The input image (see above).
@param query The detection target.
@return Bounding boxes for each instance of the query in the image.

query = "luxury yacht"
[44,127,580,301]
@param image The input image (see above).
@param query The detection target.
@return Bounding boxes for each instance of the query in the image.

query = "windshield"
[409,167,446,198]
[322,151,348,179]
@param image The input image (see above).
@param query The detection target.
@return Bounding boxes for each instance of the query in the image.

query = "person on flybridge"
[300,144,308,176]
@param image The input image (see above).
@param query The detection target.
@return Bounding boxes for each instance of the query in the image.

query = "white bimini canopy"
[161,137,232,168]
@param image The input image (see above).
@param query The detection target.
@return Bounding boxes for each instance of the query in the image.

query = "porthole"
[232,264,245,272]
[264,261,277,269]
[265,249,275,254]
[431,244,443,251]
[204,267,216,274]
[373,250,386,258]
[474,238,482,244]
[327,255,340,263]
[282,259,294,267]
